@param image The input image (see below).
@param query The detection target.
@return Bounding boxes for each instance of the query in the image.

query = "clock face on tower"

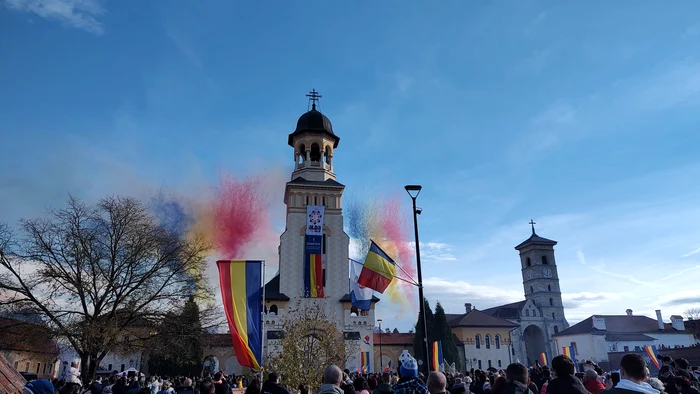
[526,270,533,280]
[543,268,553,278]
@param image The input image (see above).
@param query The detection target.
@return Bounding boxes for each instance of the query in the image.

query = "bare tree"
[0,196,211,380]
[685,307,700,320]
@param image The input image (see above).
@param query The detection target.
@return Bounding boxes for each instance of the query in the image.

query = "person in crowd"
[245,379,261,394]
[392,357,428,394]
[490,377,507,394]
[539,369,552,394]
[89,377,104,394]
[451,378,467,394]
[427,372,448,394]
[355,377,371,394]
[319,365,345,394]
[176,378,195,394]
[156,381,173,394]
[199,380,216,394]
[213,372,231,394]
[675,360,700,391]
[23,379,56,394]
[673,377,699,394]
[102,376,118,394]
[545,355,587,394]
[261,373,292,394]
[600,354,659,394]
[647,379,665,394]
[373,373,395,394]
[584,370,606,394]
[113,377,130,394]
[471,371,487,394]
[502,363,532,394]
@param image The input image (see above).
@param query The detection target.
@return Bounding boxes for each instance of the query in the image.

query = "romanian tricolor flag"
[358,241,396,293]
[361,352,371,373]
[217,260,263,370]
[644,345,660,369]
[539,352,548,366]
[304,235,324,298]
[431,341,443,371]
[562,346,578,371]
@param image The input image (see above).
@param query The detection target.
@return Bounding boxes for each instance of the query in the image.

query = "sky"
[2,0,700,332]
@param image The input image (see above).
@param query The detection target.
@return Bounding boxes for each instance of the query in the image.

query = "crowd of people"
[21,353,700,394]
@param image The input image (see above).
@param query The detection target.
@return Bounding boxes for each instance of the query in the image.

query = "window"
[121,364,125,372]
[542,256,548,264]
[530,286,534,293]
[350,307,359,316]
[310,143,321,162]
[526,310,530,317]
[552,313,555,319]
[495,335,501,349]
[553,326,559,334]
[498,360,502,368]
[485,335,491,349]
[478,360,482,369]
[635,346,641,351]
[623,346,629,352]
[548,284,552,291]
[36,363,41,374]
[269,305,278,315]
[323,268,326,286]
[322,196,326,206]
[322,234,327,254]
[526,258,532,267]
[14,361,18,369]
[306,196,309,205]
[108,364,112,372]
[25,362,30,372]
[488,360,492,368]
[475,335,481,349]
[549,298,554,306]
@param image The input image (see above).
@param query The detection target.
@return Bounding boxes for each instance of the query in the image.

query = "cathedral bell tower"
[278,89,350,313]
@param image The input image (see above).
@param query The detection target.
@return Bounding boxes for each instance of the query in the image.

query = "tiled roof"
[288,177,345,188]
[515,232,557,250]
[264,274,290,301]
[555,315,682,337]
[339,294,381,303]
[482,301,526,320]
[373,333,413,345]
[0,353,26,394]
[604,333,656,342]
[0,317,60,356]
[446,309,519,328]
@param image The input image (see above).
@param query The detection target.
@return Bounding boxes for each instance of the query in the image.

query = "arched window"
[542,256,548,264]
[526,258,532,267]
[530,286,534,293]
[549,298,554,306]
[310,143,321,162]
[485,335,491,349]
[553,326,559,334]
[306,195,309,206]
[299,144,306,159]
[495,335,501,349]
[325,146,332,164]
[548,284,552,292]
[269,305,278,315]
[350,307,358,316]
[475,335,481,349]
[552,312,556,319]
[526,310,530,317]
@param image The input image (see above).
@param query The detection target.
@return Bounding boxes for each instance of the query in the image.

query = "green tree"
[412,299,435,372]
[433,302,461,370]
[147,297,205,376]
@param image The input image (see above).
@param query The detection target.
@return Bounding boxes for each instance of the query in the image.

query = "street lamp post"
[378,319,383,373]
[405,184,430,374]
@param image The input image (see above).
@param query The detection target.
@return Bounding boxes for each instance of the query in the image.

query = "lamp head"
[416,207,423,215]
[404,184,422,198]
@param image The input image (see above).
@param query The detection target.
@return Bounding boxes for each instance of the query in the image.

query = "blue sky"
[2,0,700,331]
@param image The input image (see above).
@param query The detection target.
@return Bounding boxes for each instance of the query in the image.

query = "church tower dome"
[287,89,340,182]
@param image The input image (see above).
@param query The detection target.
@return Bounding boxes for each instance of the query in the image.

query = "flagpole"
[260,260,266,383]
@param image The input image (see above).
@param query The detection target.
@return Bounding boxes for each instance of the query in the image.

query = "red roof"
[0,352,26,394]
[0,317,59,356]
[373,333,413,345]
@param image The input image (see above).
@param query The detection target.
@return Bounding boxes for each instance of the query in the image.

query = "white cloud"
[4,0,104,34]
[408,241,457,263]
[423,277,524,314]
[681,247,700,258]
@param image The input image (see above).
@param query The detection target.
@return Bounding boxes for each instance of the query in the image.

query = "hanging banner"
[304,205,325,298]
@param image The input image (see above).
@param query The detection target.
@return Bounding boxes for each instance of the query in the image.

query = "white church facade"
[261,91,377,372]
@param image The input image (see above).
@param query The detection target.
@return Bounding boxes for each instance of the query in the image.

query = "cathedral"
[482,223,570,366]
[261,91,377,371]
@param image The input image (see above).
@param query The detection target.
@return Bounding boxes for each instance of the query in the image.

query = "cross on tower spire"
[529,219,536,235]
[306,88,322,110]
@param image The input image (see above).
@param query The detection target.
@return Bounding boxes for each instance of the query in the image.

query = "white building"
[553,310,697,369]
[261,91,377,372]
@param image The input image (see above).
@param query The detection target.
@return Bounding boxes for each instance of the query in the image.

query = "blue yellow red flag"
[644,345,660,369]
[539,352,548,366]
[431,341,443,371]
[358,241,396,293]
[361,351,371,373]
[217,260,263,370]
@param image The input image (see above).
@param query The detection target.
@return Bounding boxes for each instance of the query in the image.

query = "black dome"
[288,107,339,148]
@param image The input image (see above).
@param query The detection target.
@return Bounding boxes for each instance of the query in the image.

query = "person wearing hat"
[392,357,428,394]
[23,379,56,394]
